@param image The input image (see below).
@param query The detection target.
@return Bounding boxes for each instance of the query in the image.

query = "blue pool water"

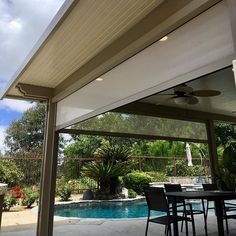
[54,200,205,219]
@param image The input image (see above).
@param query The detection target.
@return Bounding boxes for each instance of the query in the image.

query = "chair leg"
[181,212,184,232]
[168,224,172,236]
[145,216,149,236]
[206,201,209,219]
[190,205,196,236]
[183,203,189,236]
[225,218,229,235]
[223,203,229,234]
[202,199,208,236]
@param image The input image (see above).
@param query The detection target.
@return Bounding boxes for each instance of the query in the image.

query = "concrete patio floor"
[1,214,236,236]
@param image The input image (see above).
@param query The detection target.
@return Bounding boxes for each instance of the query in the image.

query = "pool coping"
[54,195,145,206]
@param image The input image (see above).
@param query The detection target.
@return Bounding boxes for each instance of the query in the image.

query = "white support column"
[205,120,218,183]
[37,100,58,236]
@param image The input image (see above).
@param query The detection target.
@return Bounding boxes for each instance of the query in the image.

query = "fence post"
[174,157,176,176]
[139,157,142,171]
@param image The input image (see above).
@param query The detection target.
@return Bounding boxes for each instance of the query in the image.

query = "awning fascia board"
[113,102,236,123]
[60,128,208,144]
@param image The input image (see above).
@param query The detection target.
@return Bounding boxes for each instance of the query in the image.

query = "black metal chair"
[202,184,217,218]
[202,183,236,234]
[145,187,193,236]
[164,184,205,235]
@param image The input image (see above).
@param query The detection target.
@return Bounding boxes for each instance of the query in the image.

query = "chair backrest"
[145,187,169,212]
[164,184,182,192]
[202,183,218,191]
[164,184,183,204]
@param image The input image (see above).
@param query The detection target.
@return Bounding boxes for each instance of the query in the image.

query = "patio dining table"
[165,191,236,236]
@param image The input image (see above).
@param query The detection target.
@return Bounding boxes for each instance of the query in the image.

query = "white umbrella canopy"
[186,143,193,166]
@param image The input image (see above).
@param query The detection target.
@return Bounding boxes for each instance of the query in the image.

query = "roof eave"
[0,0,76,100]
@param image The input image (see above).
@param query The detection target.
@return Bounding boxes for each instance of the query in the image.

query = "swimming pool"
[54,199,206,219]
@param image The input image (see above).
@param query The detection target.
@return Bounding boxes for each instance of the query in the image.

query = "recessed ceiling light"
[96,78,103,81]
[159,36,168,42]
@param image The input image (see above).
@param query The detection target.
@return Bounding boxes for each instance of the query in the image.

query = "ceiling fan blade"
[158,93,175,96]
[174,84,193,94]
[192,90,221,97]
[187,96,198,104]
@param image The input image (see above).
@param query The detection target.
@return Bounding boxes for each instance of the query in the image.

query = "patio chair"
[202,183,236,234]
[144,187,193,236]
[164,184,205,235]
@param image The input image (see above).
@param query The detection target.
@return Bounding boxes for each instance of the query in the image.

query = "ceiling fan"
[161,84,221,105]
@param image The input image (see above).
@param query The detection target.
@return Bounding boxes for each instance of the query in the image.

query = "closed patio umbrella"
[186,143,193,166]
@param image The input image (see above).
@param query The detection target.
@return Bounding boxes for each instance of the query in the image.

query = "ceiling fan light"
[173,96,199,105]
[173,96,189,105]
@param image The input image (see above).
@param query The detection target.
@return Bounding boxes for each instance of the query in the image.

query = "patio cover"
[1,1,236,236]
[2,0,232,127]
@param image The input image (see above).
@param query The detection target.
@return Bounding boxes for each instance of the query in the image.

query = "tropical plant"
[95,141,131,163]
[216,142,236,190]
[82,161,129,195]
[82,142,132,199]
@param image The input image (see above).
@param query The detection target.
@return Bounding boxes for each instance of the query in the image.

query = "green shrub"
[165,159,205,176]
[21,186,39,208]
[189,165,205,176]
[141,158,170,172]
[67,177,97,194]
[57,183,72,201]
[123,172,152,194]
[0,160,24,186]
[2,185,23,211]
[128,189,137,198]
[3,194,17,211]
[146,172,168,182]
[67,179,81,194]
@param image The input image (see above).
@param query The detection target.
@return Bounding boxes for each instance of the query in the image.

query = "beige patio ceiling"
[1,0,221,102]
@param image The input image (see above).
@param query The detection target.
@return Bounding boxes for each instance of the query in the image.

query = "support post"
[0,194,4,230]
[205,120,218,183]
[37,100,58,236]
